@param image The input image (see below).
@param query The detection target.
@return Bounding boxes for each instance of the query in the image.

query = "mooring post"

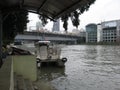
[0,10,3,68]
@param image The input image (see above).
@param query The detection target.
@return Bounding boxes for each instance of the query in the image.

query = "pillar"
[0,10,2,68]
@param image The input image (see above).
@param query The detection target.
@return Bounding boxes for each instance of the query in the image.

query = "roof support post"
[0,10,3,68]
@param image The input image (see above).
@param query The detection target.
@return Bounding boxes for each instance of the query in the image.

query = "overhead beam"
[53,0,84,18]
[37,0,48,13]
[20,0,24,8]
[27,9,55,21]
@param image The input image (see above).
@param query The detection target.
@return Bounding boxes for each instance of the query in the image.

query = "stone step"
[17,75,27,90]
[24,79,34,90]
[14,73,17,90]
[14,74,35,90]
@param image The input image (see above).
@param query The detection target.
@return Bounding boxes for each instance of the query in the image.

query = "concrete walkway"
[0,56,13,90]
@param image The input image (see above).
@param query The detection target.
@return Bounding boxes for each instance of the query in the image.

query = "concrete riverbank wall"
[0,55,37,90]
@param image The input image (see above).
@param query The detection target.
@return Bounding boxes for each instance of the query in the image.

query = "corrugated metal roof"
[0,0,95,19]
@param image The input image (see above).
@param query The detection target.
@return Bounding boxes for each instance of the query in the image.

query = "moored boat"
[35,41,67,67]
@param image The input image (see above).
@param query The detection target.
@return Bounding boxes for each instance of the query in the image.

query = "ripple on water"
[24,44,120,90]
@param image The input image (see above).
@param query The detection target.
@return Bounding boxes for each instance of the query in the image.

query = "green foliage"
[15,10,29,33]
[71,11,80,28]
[2,9,28,45]
[61,15,69,31]
[39,15,48,26]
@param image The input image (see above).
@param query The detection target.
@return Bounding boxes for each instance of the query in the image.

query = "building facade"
[52,19,60,32]
[97,23,102,42]
[86,24,97,43]
[97,20,120,43]
[72,28,80,35]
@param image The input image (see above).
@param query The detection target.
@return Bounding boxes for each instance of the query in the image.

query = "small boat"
[34,41,67,67]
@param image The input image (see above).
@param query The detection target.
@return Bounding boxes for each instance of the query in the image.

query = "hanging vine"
[39,15,48,26]
[2,9,29,45]
[61,15,69,31]
[38,0,96,31]
[71,11,80,28]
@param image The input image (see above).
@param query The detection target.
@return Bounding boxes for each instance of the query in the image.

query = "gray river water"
[18,44,120,90]
[37,45,120,90]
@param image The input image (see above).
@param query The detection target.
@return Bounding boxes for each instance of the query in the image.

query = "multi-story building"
[97,20,120,43]
[80,29,86,37]
[86,24,97,43]
[52,19,60,32]
[36,21,43,30]
[72,28,80,35]
[80,31,86,37]
[97,23,102,42]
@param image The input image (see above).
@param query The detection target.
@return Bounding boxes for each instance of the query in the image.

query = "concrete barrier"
[0,55,37,90]
[12,55,37,81]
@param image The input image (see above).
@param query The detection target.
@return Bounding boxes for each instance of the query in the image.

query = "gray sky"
[28,0,120,32]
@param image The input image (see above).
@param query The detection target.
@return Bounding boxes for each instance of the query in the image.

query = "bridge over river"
[15,31,85,44]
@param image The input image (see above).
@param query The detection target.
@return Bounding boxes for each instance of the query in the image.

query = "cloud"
[79,0,120,29]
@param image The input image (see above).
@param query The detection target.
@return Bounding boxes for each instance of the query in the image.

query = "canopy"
[0,0,95,19]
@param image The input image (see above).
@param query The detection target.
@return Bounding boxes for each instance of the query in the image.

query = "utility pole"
[0,10,3,68]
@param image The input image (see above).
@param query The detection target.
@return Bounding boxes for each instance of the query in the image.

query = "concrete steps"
[24,79,34,90]
[14,73,17,90]
[14,73,35,90]
[17,75,27,90]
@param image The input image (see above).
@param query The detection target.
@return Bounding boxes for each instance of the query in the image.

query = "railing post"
[0,10,3,68]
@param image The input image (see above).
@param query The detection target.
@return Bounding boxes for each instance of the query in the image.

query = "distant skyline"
[27,0,120,32]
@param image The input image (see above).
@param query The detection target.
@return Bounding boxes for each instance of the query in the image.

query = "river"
[36,45,120,90]
[18,44,120,90]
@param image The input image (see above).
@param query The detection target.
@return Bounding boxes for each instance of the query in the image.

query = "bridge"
[15,31,85,44]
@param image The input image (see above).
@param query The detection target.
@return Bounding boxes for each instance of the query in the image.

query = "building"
[97,23,102,42]
[86,24,97,43]
[79,28,86,37]
[52,19,60,32]
[36,21,43,31]
[80,31,86,37]
[97,20,120,43]
[72,28,80,35]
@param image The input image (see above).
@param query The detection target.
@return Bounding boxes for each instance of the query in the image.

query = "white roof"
[35,41,50,45]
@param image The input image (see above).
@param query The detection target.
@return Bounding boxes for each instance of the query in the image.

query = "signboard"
[104,21,116,27]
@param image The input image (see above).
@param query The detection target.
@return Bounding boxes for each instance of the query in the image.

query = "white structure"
[36,21,43,30]
[97,24,102,42]
[97,20,120,43]
[35,41,67,67]
[72,28,80,35]
[52,19,60,32]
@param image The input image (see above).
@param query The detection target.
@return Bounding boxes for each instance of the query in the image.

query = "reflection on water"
[21,44,120,90]
[38,66,66,81]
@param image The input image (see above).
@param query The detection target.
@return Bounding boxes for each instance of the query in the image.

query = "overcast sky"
[28,0,120,32]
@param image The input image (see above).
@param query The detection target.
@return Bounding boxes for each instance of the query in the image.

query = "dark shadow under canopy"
[0,0,95,19]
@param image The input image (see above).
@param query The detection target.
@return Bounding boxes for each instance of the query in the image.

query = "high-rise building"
[52,19,60,32]
[36,21,43,30]
[86,24,97,43]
